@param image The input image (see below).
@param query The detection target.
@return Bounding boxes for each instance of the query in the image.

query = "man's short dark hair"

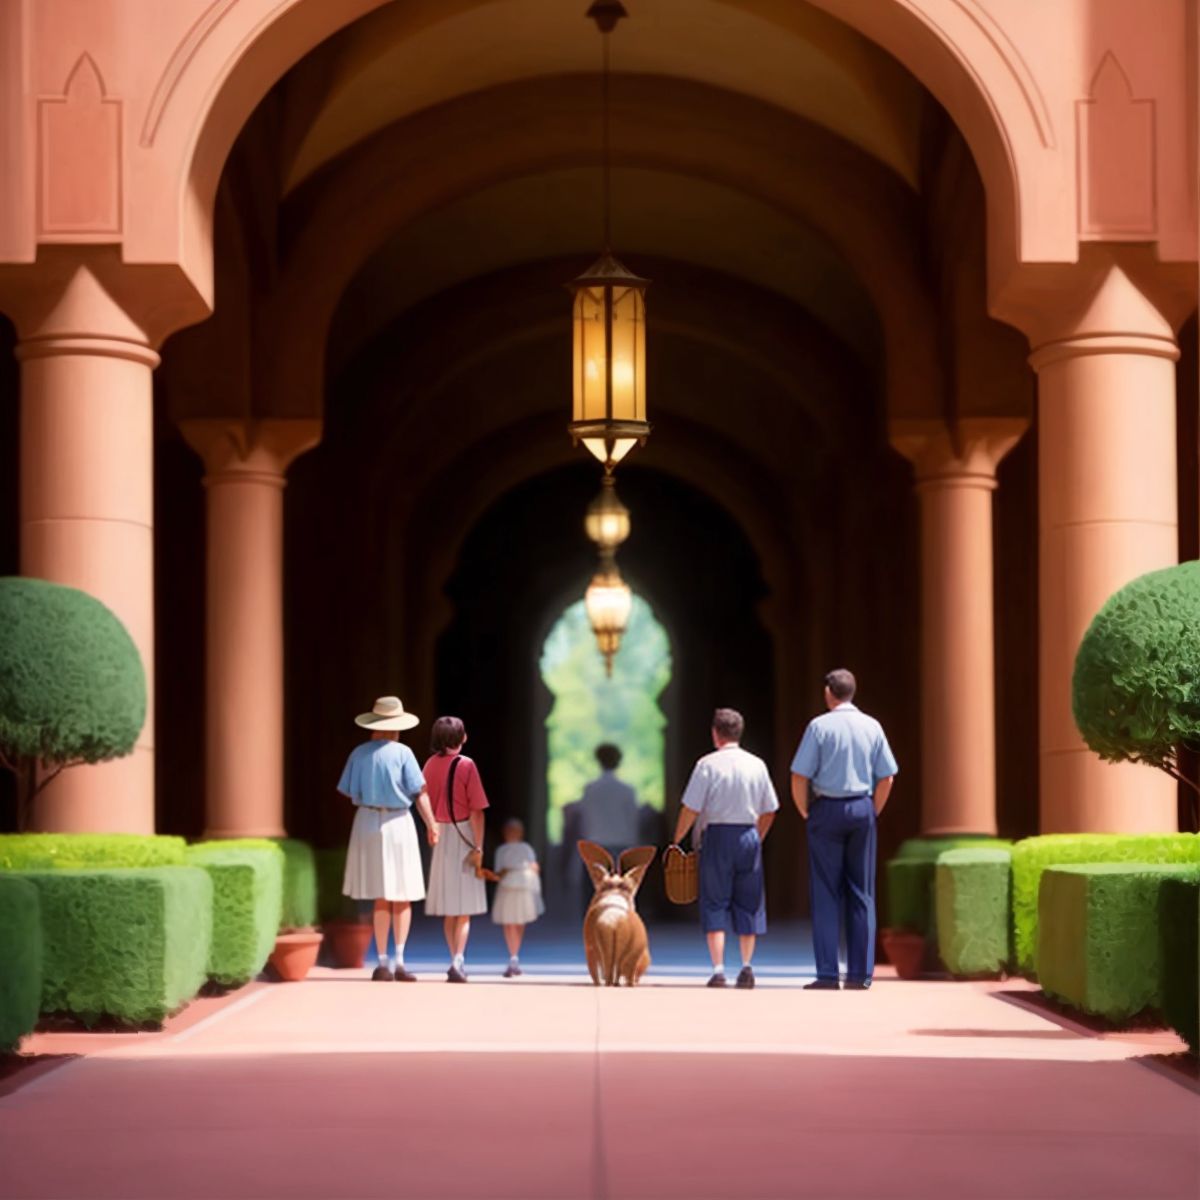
[595,743,622,770]
[712,708,745,742]
[824,669,857,702]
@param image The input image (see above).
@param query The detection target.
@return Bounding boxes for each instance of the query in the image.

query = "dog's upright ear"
[578,840,615,889]
[618,845,657,895]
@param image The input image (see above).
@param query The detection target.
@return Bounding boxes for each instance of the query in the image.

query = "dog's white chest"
[593,892,632,927]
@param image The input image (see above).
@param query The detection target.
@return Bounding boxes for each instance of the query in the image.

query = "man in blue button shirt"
[790,669,898,990]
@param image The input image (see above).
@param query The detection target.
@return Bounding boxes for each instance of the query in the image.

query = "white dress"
[343,807,425,902]
[490,841,545,926]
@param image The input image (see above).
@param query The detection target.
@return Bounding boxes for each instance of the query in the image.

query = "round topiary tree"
[1073,560,1200,822]
[0,577,146,828]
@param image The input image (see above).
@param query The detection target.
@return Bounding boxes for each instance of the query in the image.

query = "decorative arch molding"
[802,0,1058,270]
[133,0,1036,321]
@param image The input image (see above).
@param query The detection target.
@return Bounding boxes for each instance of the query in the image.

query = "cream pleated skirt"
[491,875,545,926]
[343,806,426,902]
[425,821,488,916]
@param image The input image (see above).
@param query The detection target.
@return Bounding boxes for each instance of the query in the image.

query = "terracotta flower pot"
[269,929,324,981]
[881,928,927,980]
[323,919,373,969]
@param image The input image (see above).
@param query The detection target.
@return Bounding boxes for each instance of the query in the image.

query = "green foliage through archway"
[540,595,671,842]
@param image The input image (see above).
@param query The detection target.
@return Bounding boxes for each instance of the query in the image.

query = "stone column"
[182,419,320,839]
[17,266,159,832]
[1028,264,1179,833]
[893,418,1025,836]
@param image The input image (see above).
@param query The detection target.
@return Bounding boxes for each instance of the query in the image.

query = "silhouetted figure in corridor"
[564,743,641,914]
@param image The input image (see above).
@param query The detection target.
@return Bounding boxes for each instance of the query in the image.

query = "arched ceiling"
[327,165,877,374]
[282,0,926,192]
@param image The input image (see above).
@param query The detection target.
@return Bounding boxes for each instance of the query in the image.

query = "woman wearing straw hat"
[339,696,438,982]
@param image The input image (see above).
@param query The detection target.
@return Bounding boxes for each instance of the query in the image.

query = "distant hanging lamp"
[568,0,650,476]
[585,552,633,678]
[584,474,631,555]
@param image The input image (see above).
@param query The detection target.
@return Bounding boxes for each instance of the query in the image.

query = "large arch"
[120,0,1033,313]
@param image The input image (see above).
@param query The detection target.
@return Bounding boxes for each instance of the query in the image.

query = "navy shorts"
[698,824,767,935]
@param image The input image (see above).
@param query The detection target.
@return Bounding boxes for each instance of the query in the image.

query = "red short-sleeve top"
[423,750,490,824]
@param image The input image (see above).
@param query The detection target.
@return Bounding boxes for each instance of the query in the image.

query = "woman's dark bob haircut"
[431,715,467,755]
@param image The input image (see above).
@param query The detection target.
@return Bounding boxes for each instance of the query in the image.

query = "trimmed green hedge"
[0,833,186,871]
[16,867,211,1026]
[316,846,356,923]
[0,875,42,1051]
[186,843,283,987]
[1038,863,1200,1023]
[274,839,317,929]
[1012,833,1200,976]
[197,837,317,929]
[886,837,1011,936]
[935,849,1011,977]
[1159,875,1199,1055]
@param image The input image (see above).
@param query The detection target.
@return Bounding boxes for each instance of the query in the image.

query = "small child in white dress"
[490,818,544,977]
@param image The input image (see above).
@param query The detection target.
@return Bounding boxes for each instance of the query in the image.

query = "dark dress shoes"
[844,978,872,990]
[735,966,756,990]
[371,965,394,982]
[803,978,840,990]
[393,966,418,982]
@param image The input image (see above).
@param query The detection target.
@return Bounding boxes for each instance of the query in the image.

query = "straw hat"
[354,695,419,731]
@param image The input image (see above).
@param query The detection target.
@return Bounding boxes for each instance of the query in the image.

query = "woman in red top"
[423,716,490,982]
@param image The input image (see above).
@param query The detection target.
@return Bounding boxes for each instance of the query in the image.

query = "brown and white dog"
[578,841,656,986]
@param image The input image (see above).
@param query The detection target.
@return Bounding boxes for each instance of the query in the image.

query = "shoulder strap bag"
[443,756,496,880]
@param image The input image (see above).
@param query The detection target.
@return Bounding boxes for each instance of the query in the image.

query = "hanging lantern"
[584,473,632,552]
[569,253,649,472]
[568,0,649,475]
[585,556,633,677]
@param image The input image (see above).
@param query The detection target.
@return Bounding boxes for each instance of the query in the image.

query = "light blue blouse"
[337,741,425,810]
[790,703,899,798]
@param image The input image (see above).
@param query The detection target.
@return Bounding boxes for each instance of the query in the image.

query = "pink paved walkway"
[2,969,1196,1199]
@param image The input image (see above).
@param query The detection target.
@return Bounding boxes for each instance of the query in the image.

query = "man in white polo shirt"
[673,708,779,989]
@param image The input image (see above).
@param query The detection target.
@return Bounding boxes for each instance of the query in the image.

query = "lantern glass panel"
[574,285,606,425]
[572,281,645,428]
[610,285,645,425]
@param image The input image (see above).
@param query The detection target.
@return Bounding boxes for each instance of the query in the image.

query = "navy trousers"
[806,796,877,982]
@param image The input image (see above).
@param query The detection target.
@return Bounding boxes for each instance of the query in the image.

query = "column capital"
[0,249,209,350]
[180,418,322,486]
[1025,263,1180,371]
[890,417,1027,491]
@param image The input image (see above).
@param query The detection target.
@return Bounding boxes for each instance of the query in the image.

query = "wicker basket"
[663,844,698,905]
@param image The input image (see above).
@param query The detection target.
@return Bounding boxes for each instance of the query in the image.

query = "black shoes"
[844,978,872,990]
[393,966,418,982]
[446,965,468,983]
[736,966,755,990]
[803,978,840,991]
[706,972,728,988]
[371,965,394,982]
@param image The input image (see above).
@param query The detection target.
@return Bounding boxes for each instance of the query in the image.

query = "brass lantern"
[585,555,633,677]
[568,0,649,475]
[584,474,631,553]
[569,252,649,473]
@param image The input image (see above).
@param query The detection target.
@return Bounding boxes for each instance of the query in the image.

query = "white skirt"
[491,879,545,926]
[425,821,488,916]
[343,807,425,902]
